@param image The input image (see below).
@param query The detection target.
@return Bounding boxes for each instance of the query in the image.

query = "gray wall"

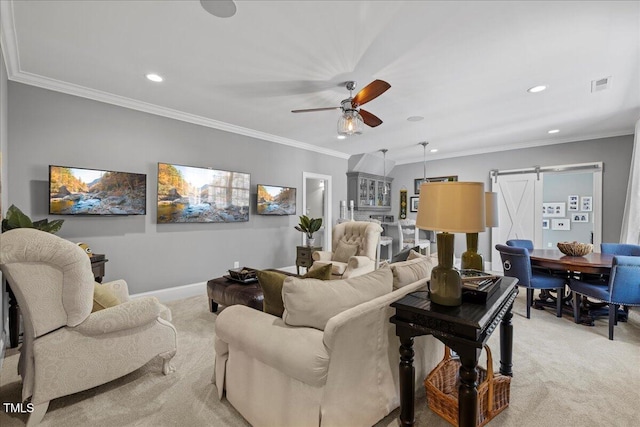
[390,135,634,261]
[7,82,348,293]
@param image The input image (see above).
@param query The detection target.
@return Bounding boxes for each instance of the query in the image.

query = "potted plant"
[2,204,64,234]
[294,215,322,247]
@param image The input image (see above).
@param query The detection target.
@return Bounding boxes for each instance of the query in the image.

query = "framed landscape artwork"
[414,175,458,194]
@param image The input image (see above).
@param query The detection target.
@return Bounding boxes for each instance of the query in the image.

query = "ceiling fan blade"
[359,109,383,127]
[291,106,341,113]
[351,80,391,107]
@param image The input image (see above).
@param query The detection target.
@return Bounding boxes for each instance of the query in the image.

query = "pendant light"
[380,149,388,195]
[419,141,429,180]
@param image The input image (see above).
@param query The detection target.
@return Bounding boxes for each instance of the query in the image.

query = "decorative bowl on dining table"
[557,241,593,257]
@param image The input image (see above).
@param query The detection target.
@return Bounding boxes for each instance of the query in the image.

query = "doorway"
[490,162,603,271]
[302,172,332,251]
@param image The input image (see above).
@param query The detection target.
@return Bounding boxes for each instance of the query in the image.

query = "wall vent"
[591,76,611,93]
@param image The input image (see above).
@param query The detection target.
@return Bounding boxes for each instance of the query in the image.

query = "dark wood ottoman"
[207,276,264,313]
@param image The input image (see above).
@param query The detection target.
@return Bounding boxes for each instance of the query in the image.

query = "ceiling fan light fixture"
[337,110,364,136]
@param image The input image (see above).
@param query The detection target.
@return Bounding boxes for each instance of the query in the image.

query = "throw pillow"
[282,266,393,330]
[332,239,360,263]
[389,257,434,289]
[257,264,332,317]
[391,245,420,263]
[407,249,427,260]
[92,283,121,312]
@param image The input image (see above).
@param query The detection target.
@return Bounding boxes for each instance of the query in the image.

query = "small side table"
[296,245,322,275]
[378,236,393,267]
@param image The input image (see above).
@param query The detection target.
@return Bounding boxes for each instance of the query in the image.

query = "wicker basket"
[557,241,593,257]
[424,345,511,426]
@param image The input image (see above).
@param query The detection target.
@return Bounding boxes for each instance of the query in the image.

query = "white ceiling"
[1,0,639,164]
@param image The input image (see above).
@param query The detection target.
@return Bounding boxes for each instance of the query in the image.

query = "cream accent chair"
[310,221,382,279]
[0,229,177,426]
[214,268,442,427]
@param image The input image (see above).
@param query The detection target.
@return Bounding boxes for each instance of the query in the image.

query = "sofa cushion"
[282,266,393,330]
[92,283,121,312]
[390,256,435,289]
[332,239,359,263]
[257,265,332,317]
[391,245,420,263]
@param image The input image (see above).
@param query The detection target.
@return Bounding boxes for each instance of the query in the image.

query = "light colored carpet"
[1,292,639,427]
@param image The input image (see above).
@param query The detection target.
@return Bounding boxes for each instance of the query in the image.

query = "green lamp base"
[461,232,484,271]
[430,232,462,306]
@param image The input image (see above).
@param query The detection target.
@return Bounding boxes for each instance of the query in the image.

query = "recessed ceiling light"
[548,129,560,134]
[337,135,346,140]
[145,73,163,83]
[407,116,424,122]
[201,0,237,18]
[527,85,547,93]
[430,148,438,153]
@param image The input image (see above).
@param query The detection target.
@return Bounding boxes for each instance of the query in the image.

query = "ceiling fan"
[291,80,391,136]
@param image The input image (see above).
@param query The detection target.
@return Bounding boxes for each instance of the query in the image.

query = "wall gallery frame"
[581,196,593,211]
[414,175,458,194]
[572,213,589,223]
[410,196,419,212]
[542,219,550,229]
[568,195,579,211]
[542,202,566,218]
[552,218,571,231]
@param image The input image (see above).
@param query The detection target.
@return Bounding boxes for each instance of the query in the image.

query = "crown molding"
[0,0,349,161]
[393,130,635,165]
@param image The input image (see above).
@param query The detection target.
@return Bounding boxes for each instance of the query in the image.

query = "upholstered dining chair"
[310,221,382,279]
[569,255,640,340]
[0,228,177,426]
[506,239,534,251]
[601,243,640,256]
[496,244,567,318]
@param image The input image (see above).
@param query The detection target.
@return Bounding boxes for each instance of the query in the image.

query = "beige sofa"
[214,261,441,427]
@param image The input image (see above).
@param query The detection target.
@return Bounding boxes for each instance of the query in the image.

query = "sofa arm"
[99,279,131,303]
[341,256,376,279]
[74,297,165,336]
[313,251,333,262]
[215,305,329,387]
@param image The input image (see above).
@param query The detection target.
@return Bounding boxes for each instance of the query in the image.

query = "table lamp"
[461,192,499,271]
[416,182,485,306]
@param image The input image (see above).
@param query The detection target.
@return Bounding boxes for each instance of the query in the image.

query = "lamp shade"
[416,182,485,233]
[485,192,499,227]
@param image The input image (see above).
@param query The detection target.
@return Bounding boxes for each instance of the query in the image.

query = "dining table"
[529,249,614,275]
[528,249,620,323]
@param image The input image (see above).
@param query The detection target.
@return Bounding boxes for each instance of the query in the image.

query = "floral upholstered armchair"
[0,228,177,426]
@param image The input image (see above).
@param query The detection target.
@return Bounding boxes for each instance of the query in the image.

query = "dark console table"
[390,276,518,427]
[6,254,108,348]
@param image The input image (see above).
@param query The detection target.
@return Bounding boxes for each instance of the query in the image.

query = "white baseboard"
[130,281,207,303]
[129,265,297,303]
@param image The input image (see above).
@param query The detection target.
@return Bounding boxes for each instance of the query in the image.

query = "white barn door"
[491,173,543,271]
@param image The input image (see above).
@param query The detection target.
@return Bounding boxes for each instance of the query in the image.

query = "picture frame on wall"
[542,219,550,229]
[410,196,419,212]
[568,195,579,211]
[414,175,458,194]
[581,196,592,212]
[551,218,571,231]
[542,202,566,218]
[572,213,589,223]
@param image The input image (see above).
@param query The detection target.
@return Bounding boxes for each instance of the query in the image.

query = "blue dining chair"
[506,239,534,251]
[496,244,567,318]
[569,255,640,340]
[601,243,640,256]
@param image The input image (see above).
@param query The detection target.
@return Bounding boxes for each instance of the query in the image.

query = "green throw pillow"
[257,264,332,317]
[92,283,121,312]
